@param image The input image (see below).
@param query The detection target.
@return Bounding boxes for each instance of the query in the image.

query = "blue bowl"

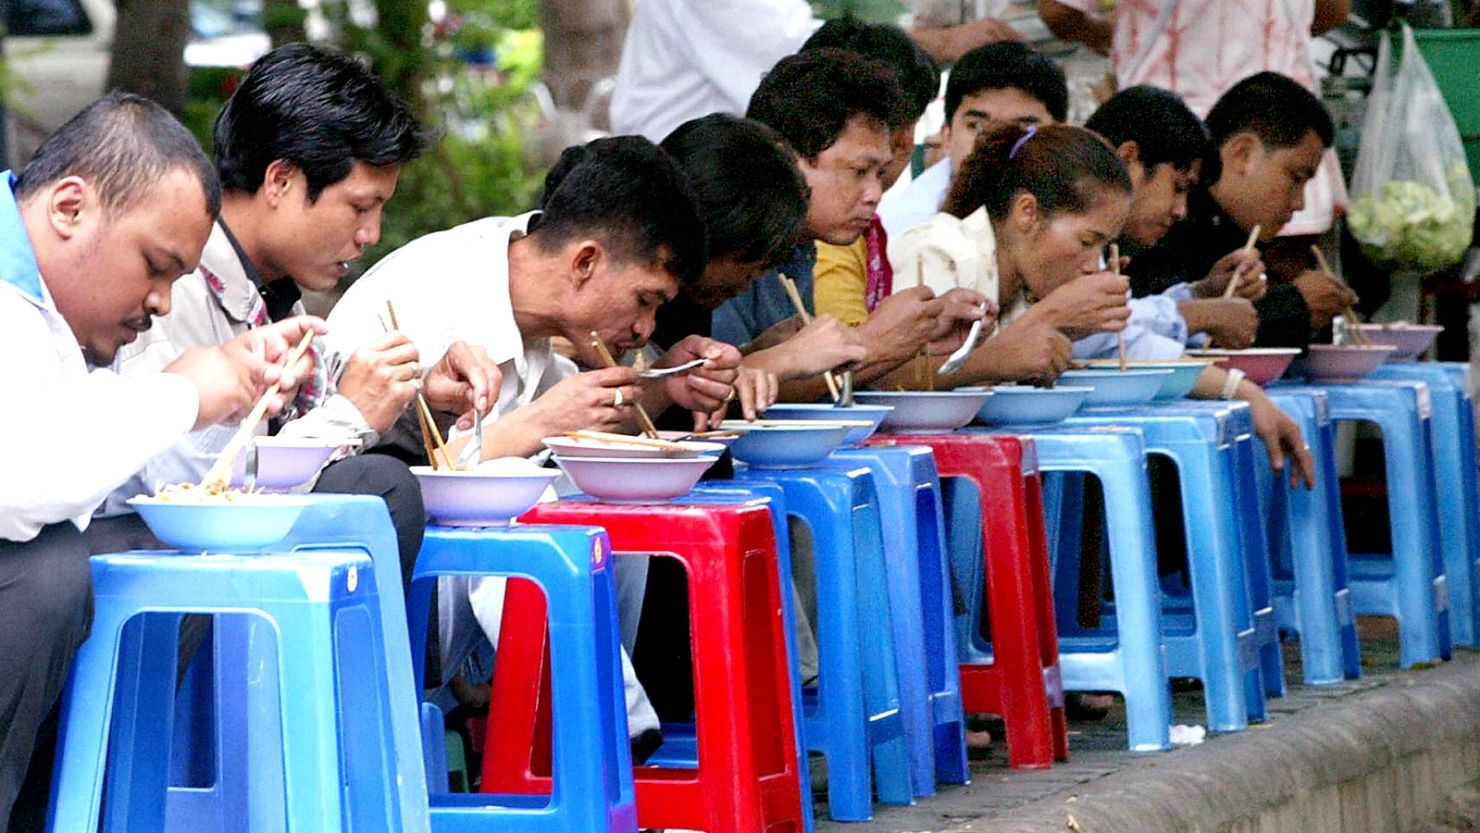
[721,421,853,469]
[127,495,313,552]
[1085,360,1211,400]
[851,390,994,434]
[974,385,1093,426]
[1056,368,1174,408]
[760,403,893,444]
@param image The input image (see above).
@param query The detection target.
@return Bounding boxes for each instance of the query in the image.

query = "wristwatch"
[1220,368,1247,400]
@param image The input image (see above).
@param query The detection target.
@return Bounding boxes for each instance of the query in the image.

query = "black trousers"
[0,523,94,832]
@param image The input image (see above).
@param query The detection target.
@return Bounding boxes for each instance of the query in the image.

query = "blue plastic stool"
[1066,401,1278,731]
[982,426,1173,752]
[151,495,430,830]
[1372,362,1480,647]
[1261,390,1362,684]
[1274,379,1452,667]
[406,524,637,833]
[735,465,913,820]
[49,549,422,833]
[826,445,968,796]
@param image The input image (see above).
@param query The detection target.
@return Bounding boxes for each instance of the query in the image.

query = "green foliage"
[809,0,909,23]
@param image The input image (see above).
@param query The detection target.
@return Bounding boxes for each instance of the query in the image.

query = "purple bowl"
[1352,324,1444,361]
[413,464,560,526]
[229,437,346,490]
[1296,344,1398,382]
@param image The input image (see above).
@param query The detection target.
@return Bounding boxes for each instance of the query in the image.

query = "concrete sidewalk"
[817,623,1480,833]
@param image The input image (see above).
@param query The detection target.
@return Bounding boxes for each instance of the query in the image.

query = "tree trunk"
[106,0,191,117]
[539,0,628,117]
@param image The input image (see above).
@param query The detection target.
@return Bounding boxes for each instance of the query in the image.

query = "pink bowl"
[1297,344,1398,382]
[1186,348,1301,385]
[1352,324,1444,361]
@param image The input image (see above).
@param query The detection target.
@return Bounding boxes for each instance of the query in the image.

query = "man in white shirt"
[327,135,737,751]
[877,40,1069,237]
[0,93,323,830]
[91,44,498,596]
[610,0,1023,142]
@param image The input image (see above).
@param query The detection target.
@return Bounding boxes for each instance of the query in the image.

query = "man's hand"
[656,336,742,416]
[518,366,643,435]
[926,288,997,355]
[425,341,502,430]
[750,314,867,380]
[1031,272,1131,340]
[337,332,424,434]
[724,365,779,424]
[746,316,806,353]
[173,315,329,430]
[911,16,1022,63]
[1179,298,1259,349]
[858,286,947,364]
[975,318,1074,386]
[1246,388,1316,489]
[1293,269,1360,330]
[1193,249,1267,300]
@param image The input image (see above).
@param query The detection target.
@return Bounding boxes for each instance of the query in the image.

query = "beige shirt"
[888,207,1033,327]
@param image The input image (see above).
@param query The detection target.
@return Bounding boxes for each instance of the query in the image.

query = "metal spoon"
[638,357,708,379]
[937,307,989,377]
[457,407,484,471]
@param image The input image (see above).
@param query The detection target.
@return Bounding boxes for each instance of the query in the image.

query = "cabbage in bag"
[1348,25,1477,272]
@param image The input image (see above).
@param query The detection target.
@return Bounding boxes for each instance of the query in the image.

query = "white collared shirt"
[326,212,576,459]
[877,158,953,239]
[0,264,197,541]
[609,0,821,141]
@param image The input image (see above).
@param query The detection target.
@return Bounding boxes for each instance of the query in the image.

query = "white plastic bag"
[1348,24,1476,272]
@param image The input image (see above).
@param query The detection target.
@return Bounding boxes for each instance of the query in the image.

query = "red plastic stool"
[482,502,805,833]
[867,433,1068,768]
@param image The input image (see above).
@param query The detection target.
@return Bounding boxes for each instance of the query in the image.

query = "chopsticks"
[589,332,661,438]
[1310,245,1370,345]
[565,429,687,450]
[384,300,452,469]
[915,261,934,391]
[777,274,843,401]
[1110,243,1127,372]
[200,330,317,487]
[1222,225,1263,299]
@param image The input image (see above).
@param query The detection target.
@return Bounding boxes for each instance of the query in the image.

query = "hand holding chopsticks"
[382,300,454,469]
[1310,245,1370,345]
[589,332,661,438]
[200,329,319,487]
[1222,225,1263,299]
[1110,243,1127,372]
[777,274,844,401]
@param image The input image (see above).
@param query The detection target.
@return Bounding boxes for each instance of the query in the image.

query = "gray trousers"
[0,523,95,832]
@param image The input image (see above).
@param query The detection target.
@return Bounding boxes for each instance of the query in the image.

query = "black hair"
[534,135,707,286]
[660,114,807,268]
[213,42,434,200]
[801,18,940,122]
[944,41,1068,123]
[1085,85,1209,174]
[15,91,221,218]
[944,123,1131,220]
[746,48,912,160]
[1205,71,1334,151]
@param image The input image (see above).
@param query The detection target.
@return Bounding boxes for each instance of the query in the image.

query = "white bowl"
[542,436,726,460]
[229,436,353,490]
[851,390,994,434]
[554,455,720,503]
[413,460,560,526]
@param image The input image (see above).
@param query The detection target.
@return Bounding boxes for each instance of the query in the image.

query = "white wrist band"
[1220,368,1247,400]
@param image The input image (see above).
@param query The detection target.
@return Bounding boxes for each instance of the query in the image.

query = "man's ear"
[569,240,602,288]
[263,159,300,208]
[46,176,90,240]
[1220,132,1262,179]
[1117,140,1147,187]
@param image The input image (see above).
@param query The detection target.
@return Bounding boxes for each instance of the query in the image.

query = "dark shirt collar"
[217,218,301,323]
